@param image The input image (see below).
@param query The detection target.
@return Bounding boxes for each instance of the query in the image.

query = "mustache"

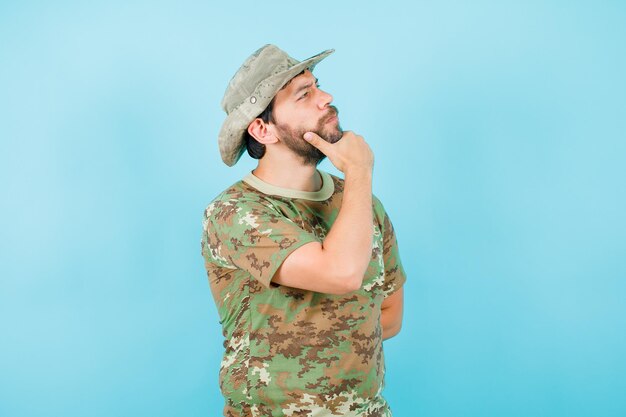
[322,106,339,123]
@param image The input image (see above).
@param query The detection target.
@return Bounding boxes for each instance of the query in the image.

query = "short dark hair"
[244,98,275,159]
[244,70,305,160]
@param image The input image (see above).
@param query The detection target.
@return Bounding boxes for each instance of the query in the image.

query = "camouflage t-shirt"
[200,169,407,417]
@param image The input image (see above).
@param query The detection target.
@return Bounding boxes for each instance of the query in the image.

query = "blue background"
[1,1,625,416]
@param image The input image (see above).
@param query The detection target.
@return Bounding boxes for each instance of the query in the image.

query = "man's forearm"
[381,288,404,340]
[321,167,373,285]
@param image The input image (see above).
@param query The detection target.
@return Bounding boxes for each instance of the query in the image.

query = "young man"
[201,44,406,417]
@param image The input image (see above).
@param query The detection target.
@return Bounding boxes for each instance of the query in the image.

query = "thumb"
[303,132,331,154]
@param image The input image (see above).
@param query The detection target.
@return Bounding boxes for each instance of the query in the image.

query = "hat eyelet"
[250,96,257,104]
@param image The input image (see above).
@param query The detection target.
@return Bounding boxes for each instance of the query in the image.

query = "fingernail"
[303,132,312,140]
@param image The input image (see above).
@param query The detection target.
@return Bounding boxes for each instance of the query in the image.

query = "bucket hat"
[218,44,334,166]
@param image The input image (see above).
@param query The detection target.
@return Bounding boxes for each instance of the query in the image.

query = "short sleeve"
[373,196,407,298]
[203,197,320,288]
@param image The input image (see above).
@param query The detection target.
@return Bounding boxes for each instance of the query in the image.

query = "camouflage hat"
[218,44,335,166]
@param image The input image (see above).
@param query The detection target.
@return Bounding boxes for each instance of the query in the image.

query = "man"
[201,44,406,417]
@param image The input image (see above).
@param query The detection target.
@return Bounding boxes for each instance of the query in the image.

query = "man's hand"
[303,130,374,174]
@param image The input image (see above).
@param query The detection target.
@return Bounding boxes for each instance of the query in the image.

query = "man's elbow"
[331,273,363,295]
[327,264,364,295]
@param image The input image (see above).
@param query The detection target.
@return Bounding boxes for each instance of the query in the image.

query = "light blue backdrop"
[1,1,625,416]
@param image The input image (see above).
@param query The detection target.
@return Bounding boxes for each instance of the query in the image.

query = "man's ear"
[248,119,278,145]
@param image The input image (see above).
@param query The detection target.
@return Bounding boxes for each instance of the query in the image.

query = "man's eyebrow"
[293,77,319,97]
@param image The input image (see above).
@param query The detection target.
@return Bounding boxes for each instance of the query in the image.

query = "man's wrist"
[344,166,373,181]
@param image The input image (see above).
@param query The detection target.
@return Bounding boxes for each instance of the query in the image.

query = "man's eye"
[299,92,308,100]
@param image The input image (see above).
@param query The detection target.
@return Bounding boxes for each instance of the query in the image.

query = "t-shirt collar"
[242,169,334,201]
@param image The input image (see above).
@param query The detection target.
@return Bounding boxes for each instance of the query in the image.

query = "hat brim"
[218,48,335,167]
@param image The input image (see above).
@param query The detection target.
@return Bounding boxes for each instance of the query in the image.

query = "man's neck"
[252,161,322,192]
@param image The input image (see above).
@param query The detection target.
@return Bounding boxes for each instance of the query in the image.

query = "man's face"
[269,70,343,166]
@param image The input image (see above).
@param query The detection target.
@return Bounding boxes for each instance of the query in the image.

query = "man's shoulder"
[208,179,248,202]
[202,179,280,223]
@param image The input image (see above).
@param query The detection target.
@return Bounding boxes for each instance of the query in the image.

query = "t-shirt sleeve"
[373,196,407,298]
[203,196,320,288]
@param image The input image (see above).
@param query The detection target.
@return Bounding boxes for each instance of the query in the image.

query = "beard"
[273,105,343,166]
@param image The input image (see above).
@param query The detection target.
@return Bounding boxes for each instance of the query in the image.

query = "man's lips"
[322,107,338,124]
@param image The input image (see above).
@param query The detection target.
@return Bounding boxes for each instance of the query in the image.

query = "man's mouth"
[325,110,338,123]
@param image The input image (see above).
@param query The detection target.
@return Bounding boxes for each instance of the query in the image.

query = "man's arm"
[381,287,404,340]
[273,131,375,295]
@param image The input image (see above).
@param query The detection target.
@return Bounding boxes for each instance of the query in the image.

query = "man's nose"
[317,89,333,109]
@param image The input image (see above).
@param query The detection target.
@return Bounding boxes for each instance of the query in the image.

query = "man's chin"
[327,129,343,144]
[317,126,342,144]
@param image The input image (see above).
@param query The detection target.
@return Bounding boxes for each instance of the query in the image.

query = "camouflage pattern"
[200,170,406,417]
